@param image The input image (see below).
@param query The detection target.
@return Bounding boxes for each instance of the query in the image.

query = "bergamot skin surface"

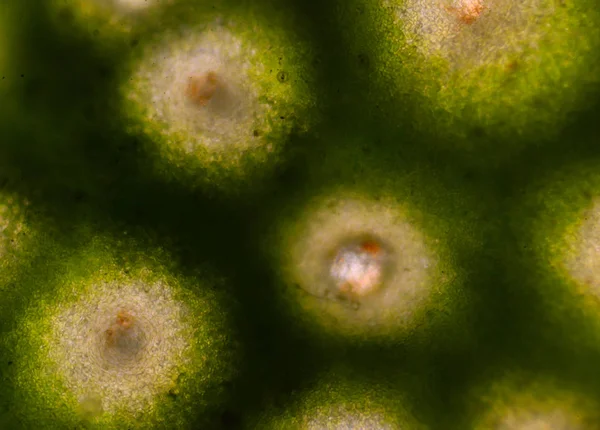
[250,367,428,429]
[468,372,600,429]
[512,158,600,338]
[334,0,600,153]
[0,187,36,325]
[46,0,171,41]
[119,5,317,194]
[4,234,238,430]
[264,182,466,342]
[0,190,32,268]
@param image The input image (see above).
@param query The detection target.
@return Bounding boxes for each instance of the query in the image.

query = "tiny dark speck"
[7,361,13,365]
[20,74,24,78]
[280,116,285,120]
[277,71,288,83]
[358,53,370,68]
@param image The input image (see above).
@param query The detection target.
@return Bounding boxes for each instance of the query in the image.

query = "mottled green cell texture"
[117,2,318,194]
[2,235,237,430]
[511,159,600,341]
[334,0,600,153]
[46,0,170,41]
[466,371,600,429]
[0,189,38,324]
[258,143,483,344]
[1,0,600,429]
[250,366,427,429]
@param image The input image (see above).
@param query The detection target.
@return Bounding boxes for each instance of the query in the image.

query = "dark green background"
[1,0,600,428]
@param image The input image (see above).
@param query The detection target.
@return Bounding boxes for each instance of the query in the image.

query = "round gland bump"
[330,239,387,300]
[186,71,220,107]
[276,193,442,335]
[12,271,236,426]
[444,0,485,25]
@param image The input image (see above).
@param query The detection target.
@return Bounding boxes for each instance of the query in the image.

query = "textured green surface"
[332,0,600,160]
[1,0,600,428]
[262,179,469,342]
[118,3,318,193]
[5,234,237,429]
[250,366,427,429]
[467,371,600,429]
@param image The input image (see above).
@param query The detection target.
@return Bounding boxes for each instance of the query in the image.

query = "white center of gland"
[330,240,387,299]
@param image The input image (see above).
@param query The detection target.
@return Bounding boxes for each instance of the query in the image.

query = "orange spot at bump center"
[186,71,219,107]
[360,240,381,255]
[104,310,135,347]
[116,309,134,329]
[444,0,485,25]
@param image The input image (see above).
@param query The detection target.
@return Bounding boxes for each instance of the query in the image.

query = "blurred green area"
[0,0,600,428]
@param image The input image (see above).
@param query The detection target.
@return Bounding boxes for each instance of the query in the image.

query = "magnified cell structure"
[0,188,32,319]
[267,186,457,339]
[5,237,236,429]
[516,161,600,328]
[0,190,30,262]
[252,368,427,429]
[375,0,600,142]
[121,13,317,192]
[470,373,600,429]
[47,0,168,36]
[563,197,600,298]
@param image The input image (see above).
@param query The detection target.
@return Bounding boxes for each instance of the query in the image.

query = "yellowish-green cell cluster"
[8,237,236,429]
[562,197,600,297]
[267,186,456,339]
[121,13,316,191]
[377,0,600,142]
[47,0,169,37]
[253,368,426,429]
[543,191,600,324]
[470,373,599,429]
[0,188,34,326]
[518,161,600,327]
[0,190,31,268]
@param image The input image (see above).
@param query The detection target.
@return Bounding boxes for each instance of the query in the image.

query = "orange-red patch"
[445,0,485,25]
[186,71,219,107]
[116,309,134,329]
[360,240,381,255]
[104,310,134,347]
